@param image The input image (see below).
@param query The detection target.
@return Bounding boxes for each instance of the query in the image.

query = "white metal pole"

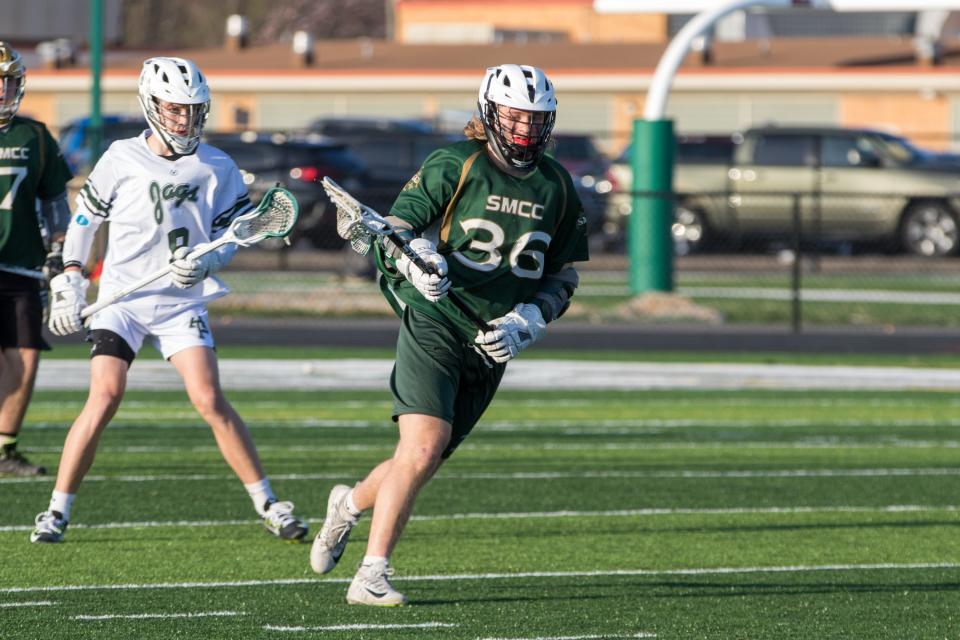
[644,0,793,120]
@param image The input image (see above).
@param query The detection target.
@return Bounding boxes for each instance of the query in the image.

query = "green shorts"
[390,305,506,458]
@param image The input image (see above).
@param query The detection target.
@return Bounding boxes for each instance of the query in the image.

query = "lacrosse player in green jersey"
[311,64,589,605]
[0,42,73,477]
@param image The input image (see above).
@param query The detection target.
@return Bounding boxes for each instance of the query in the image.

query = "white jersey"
[63,131,252,307]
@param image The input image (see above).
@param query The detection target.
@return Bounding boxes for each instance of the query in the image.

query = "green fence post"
[629,118,674,294]
[89,0,103,167]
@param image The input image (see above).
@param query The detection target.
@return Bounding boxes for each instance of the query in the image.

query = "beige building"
[395,0,669,44]
[17,30,960,156]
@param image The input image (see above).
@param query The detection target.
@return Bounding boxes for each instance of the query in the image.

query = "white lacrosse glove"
[395,238,451,302]
[474,303,547,363]
[48,271,89,336]
[170,244,223,289]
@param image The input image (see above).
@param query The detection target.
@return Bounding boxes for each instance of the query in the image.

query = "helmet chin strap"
[482,123,534,175]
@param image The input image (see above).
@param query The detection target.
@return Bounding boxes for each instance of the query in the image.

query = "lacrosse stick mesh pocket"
[234,189,298,242]
[325,185,374,255]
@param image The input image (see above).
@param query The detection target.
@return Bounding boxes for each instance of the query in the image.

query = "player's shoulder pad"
[10,114,49,130]
[195,142,239,170]
[424,138,484,168]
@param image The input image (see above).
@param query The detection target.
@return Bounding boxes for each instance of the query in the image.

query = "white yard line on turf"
[4,563,960,595]
[35,359,960,391]
[6,466,960,486]
[1,504,958,534]
[264,623,458,632]
[0,601,55,608]
[72,610,243,621]
[477,634,656,640]
[25,418,960,430]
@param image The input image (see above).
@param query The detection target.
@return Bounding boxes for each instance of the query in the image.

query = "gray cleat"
[0,449,46,477]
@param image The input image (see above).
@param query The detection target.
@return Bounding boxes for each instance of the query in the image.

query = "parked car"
[204,131,368,249]
[308,117,457,212]
[608,127,960,257]
[546,133,615,247]
[58,114,147,174]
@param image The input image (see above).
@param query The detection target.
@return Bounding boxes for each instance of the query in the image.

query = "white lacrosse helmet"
[478,64,557,172]
[138,57,210,155]
[0,42,26,128]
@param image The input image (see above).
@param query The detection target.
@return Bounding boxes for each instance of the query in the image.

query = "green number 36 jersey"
[0,115,73,269]
[378,139,590,340]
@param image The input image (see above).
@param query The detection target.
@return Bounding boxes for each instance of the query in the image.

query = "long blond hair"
[463,114,487,141]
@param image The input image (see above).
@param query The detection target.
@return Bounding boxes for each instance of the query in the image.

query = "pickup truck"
[607,126,960,257]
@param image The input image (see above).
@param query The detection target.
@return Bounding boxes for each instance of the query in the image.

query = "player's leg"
[343,413,449,607]
[335,308,457,605]
[161,306,306,541]
[32,308,143,544]
[0,347,42,475]
[32,348,131,543]
[0,281,49,477]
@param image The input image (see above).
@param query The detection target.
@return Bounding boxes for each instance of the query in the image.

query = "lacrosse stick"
[322,177,492,332]
[79,186,299,320]
[0,264,45,280]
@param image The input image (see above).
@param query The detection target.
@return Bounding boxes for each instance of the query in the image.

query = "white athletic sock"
[345,489,362,517]
[48,490,75,521]
[244,478,277,516]
[362,555,389,567]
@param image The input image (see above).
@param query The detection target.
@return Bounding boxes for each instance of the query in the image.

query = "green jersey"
[0,116,72,268]
[377,139,589,340]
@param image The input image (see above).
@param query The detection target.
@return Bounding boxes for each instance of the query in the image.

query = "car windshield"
[871,132,920,164]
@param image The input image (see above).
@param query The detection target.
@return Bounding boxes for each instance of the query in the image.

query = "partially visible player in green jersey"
[310,64,589,606]
[0,42,73,476]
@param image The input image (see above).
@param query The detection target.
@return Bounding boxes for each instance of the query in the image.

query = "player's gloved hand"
[474,303,546,363]
[170,244,223,289]
[395,238,450,302]
[42,240,64,281]
[48,271,89,336]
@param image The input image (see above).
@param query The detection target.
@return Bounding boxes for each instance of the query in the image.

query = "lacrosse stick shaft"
[0,264,45,280]
[384,232,493,333]
[79,236,230,320]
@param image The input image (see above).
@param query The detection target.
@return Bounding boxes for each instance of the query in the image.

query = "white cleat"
[310,484,360,574]
[30,510,68,543]
[346,559,408,606]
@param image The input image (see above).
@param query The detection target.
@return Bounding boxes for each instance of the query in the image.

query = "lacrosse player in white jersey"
[30,57,307,545]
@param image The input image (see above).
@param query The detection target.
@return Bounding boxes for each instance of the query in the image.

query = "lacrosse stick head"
[322,177,391,256]
[229,187,299,246]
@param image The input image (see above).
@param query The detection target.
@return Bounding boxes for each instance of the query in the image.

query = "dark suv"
[204,132,368,249]
[308,117,457,212]
[58,114,147,174]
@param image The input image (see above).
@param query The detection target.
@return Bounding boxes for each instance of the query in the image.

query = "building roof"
[31,37,960,76]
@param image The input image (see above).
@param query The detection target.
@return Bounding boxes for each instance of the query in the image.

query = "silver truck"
[607,126,960,257]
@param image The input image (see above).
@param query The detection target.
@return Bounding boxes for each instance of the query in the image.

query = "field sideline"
[3,369,960,638]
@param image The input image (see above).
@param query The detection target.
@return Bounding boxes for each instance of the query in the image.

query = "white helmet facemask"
[0,42,26,129]
[138,57,210,155]
[478,64,557,173]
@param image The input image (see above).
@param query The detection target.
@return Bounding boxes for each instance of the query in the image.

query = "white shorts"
[88,301,215,360]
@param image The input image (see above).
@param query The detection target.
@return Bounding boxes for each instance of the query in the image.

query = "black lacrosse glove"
[42,241,64,281]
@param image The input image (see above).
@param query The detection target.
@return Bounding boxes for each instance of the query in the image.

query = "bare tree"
[122,0,385,49]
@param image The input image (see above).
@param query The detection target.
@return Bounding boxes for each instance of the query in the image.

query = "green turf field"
[3,387,960,638]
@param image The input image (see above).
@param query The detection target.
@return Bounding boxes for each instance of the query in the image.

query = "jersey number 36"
[451,218,551,280]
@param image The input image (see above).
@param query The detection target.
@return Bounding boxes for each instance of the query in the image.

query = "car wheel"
[900,201,960,257]
[673,203,708,255]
